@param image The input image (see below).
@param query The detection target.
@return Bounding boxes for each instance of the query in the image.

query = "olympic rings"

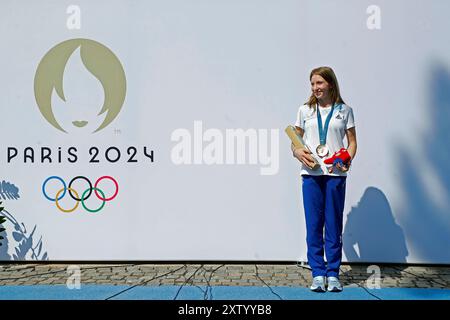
[42,176,119,213]
[69,176,92,201]
[55,187,80,213]
[81,188,106,213]
[94,176,119,201]
[42,176,66,201]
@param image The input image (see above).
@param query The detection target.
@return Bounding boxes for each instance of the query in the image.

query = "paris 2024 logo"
[34,38,126,133]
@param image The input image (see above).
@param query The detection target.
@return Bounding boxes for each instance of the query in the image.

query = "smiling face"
[311,74,332,102]
[305,66,345,108]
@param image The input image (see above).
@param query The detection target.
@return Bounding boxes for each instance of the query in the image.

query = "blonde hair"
[305,66,345,109]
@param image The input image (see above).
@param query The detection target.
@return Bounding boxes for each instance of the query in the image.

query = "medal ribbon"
[317,103,337,146]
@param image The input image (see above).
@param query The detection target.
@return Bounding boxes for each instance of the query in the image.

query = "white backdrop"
[1,0,449,263]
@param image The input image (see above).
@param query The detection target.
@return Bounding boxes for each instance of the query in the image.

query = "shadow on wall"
[0,181,48,261]
[343,187,408,263]
[393,63,450,263]
[0,180,20,200]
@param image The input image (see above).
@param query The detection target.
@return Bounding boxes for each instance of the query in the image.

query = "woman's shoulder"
[297,104,313,113]
[297,104,315,119]
[337,103,354,113]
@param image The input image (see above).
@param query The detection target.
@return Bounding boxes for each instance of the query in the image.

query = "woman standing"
[292,66,357,292]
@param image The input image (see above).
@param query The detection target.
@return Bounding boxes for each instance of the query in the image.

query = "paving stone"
[37,279,55,284]
[22,280,40,285]
[0,263,449,288]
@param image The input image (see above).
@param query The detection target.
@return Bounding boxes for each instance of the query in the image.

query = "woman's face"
[311,74,332,101]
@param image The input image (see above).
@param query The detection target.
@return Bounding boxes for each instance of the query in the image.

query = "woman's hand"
[293,147,316,169]
[327,160,351,173]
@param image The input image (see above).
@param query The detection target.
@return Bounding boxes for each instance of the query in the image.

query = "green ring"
[81,187,106,213]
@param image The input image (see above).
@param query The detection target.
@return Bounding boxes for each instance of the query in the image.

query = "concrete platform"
[0,285,449,300]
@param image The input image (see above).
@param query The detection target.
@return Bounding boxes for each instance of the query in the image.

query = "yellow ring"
[55,187,80,213]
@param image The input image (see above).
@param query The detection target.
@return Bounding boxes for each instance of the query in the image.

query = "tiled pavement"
[0,263,449,289]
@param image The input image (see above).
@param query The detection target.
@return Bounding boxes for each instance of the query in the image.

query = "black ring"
[68,176,92,201]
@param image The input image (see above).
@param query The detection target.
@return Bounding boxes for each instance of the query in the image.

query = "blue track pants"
[302,175,346,278]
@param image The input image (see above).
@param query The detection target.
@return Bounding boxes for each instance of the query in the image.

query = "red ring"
[94,176,119,201]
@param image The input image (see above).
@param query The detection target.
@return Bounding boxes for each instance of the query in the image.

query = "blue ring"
[42,176,67,202]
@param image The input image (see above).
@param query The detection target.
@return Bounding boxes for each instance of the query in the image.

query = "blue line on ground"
[0,285,449,300]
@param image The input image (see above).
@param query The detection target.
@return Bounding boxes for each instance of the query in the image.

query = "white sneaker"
[310,276,326,292]
[327,277,343,292]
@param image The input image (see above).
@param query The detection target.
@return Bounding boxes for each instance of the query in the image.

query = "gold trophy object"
[285,125,320,170]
